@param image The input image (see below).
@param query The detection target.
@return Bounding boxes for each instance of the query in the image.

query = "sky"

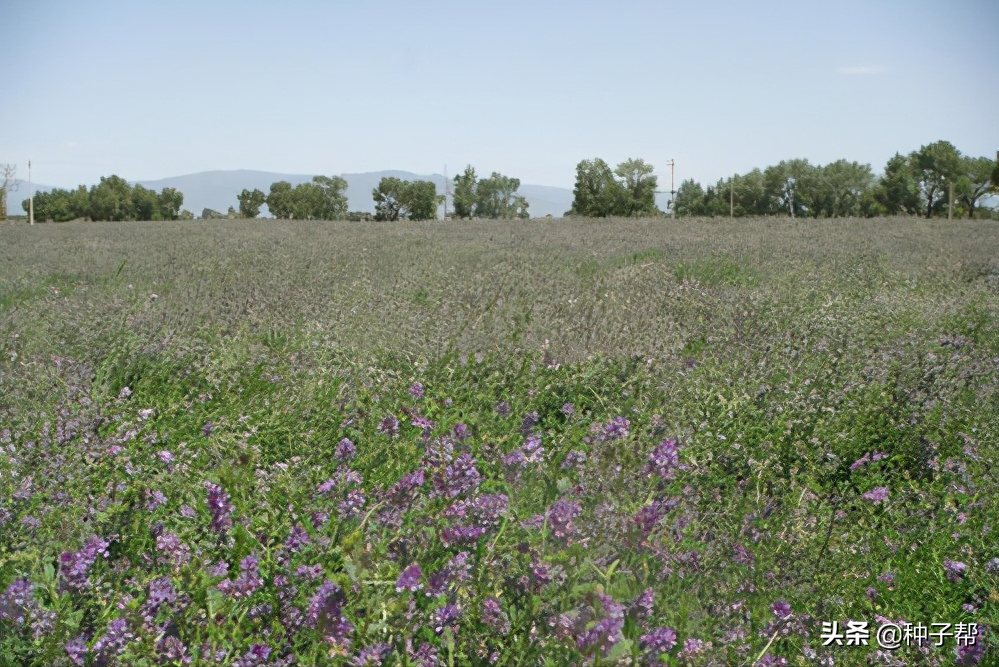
[2,0,998,190]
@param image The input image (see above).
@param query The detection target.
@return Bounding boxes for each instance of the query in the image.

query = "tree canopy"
[372,177,440,221]
[450,167,529,219]
[264,176,349,220]
[23,176,184,222]
[569,158,659,217]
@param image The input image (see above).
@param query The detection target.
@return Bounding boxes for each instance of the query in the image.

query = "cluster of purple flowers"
[335,438,357,461]
[218,556,264,599]
[648,439,681,480]
[396,564,423,593]
[155,532,191,570]
[0,579,55,639]
[850,451,889,470]
[141,577,177,626]
[502,434,544,468]
[205,482,234,533]
[353,642,391,666]
[943,558,968,583]
[862,487,890,504]
[59,536,110,590]
[547,498,582,540]
[640,627,678,664]
[633,498,680,537]
[431,604,461,635]
[425,552,472,597]
[409,382,424,399]
[480,598,511,635]
[444,493,509,526]
[306,581,353,648]
[432,453,481,499]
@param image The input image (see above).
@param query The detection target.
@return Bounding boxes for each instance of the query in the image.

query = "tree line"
[233,167,532,221]
[18,175,184,222]
[674,141,998,219]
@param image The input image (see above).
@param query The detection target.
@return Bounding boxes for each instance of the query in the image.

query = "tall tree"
[863,153,920,216]
[89,175,136,221]
[1,164,16,221]
[818,160,875,217]
[372,177,438,220]
[238,188,266,218]
[569,158,622,217]
[266,181,295,219]
[452,165,478,218]
[673,178,708,216]
[311,175,349,220]
[372,177,407,221]
[406,180,439,220]
[955,155,997,218]
[614,158,659,216]
[763,159,817,217]
[475,172,529,219]
[909,140,962,218]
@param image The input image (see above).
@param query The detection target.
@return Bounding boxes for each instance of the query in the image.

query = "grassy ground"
[0,217,997,666]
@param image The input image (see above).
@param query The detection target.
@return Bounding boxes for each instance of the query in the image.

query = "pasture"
[1,216,997,666]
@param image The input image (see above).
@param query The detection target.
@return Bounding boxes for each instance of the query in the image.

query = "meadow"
[0,216,997,666]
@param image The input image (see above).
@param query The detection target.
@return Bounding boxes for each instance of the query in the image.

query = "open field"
[1,217,998,666]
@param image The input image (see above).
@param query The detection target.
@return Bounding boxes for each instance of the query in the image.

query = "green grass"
[0,216,996,666]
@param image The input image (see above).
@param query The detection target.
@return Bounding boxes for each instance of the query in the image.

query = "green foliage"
[569,158,624,216]
[450,166,529,219]
[237,188,266,218]
[23,178,183,222]
[265,176,348,220]
[372,177,438,221]
[909,140,962,218]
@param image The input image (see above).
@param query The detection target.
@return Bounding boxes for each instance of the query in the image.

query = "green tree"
[673,178,708,216]
[862,153,920,216]
[817,160,875,217]
[158,187,183,220]
[237,188,266,218]
[89,175,135,221]
[909,140,962,218]
[569,158,623,217]
[614,158,659,216]
[452,165,478,218]
[406,180,439,220]
[372,177,407,221]
[475,172,529,219]
[763,159,817,217]
[131,184,161,220]
[311,175,349,220]
[266,181,295,219]
[955,155,997,218]
[372,177,438,220]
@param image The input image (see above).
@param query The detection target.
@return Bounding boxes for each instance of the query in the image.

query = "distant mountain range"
[5,170,578,219]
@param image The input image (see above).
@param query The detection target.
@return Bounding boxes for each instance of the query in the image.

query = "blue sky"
[2,0,997,190]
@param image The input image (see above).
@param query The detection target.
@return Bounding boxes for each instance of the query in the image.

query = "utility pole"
[28,160,34,226]
[443,165,449,219]
[730,176,734,218]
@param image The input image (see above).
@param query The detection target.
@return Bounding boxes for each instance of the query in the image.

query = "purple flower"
[155,532,191,570]
[682,638,705,655]
[453,423,470,441]
[157,450,175,463]
[577,617,625,655]
[601,416,630,441]
[631,588,655,618]
[396,564,423,593]
[146,489,168,511]
[954,626,987,666]
[480,598,511,635]
[641,627,678,658]
[634,499,679,537]
[338,489,367,518]
[495,401,510,417]
[409,382,425,399]
[433,453,481,499]
[353,643,391,666]
[307,581,353,644]
[411,416,435,434]
[425,552,473,597]
[862,487,890,504]
[648,439,680,479]
[59,536,110,590]
[944,559,968,582]
[441,524,488,546]
[65,636,89,666]
[285,524,310,552]
[561,450,587,469]
[91,618,133,663]
[378,415,400,436]
[205,482,234,533]
[771,600,792,618]
[547,498,582,540]
[0,579,33,624]
[142,577,176,625]
[431,604,460,634]
[156,636,190,663]
[561,402,575,416]
[233,644,272,667]
[201,421,214,437]
[850,454,871,470]
[878,571,896,584]
[335,438,357,461]
[218,556,263,599]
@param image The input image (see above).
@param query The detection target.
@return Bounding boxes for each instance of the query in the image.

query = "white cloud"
[836,65,887,75]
